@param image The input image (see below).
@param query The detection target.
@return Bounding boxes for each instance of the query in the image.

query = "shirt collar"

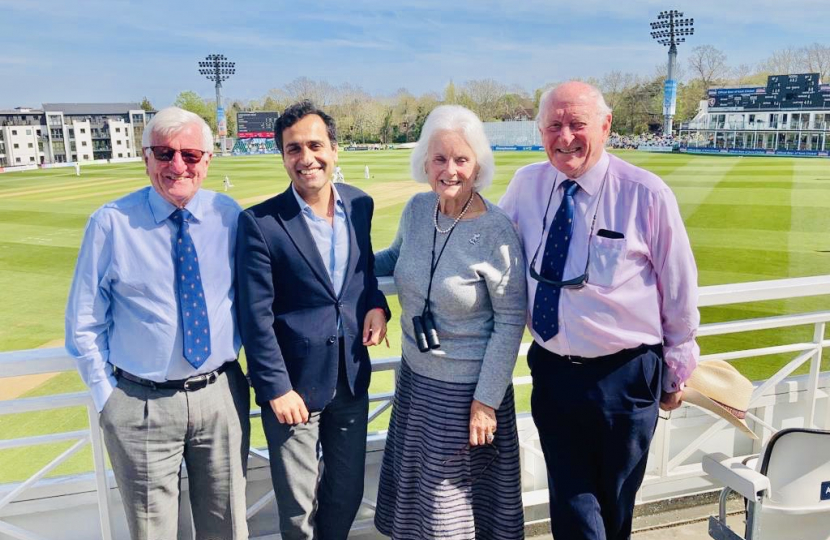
[554,150,609,197]
[291,183,344,216]
[148,187,204,224]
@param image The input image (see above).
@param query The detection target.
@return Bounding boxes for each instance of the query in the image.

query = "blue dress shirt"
[291,183,350,296]
[65,187,242,411]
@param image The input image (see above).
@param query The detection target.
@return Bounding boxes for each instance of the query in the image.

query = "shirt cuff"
[661,340,699,394]
[90,374,118,413]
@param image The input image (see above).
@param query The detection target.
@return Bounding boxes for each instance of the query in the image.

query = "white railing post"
[652,416,670,479]
[86,400,113,540]
[806,321,825,429]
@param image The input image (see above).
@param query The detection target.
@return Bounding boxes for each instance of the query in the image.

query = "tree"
[462,78,508,121]
[801,43,830,81]
[140,97,154,112]
[379,106,395,145]
[760,47,801,77]
[173,91,215,132]
[259,88,291,112]
[687,45,729,97]
[443,80,458,104]
[600,71,637,113]
[284,77,335,106]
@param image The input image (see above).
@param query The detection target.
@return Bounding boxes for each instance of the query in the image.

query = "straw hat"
[684,360,758,439]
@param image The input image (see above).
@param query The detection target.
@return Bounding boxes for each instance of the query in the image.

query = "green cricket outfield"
[0,149,828,482]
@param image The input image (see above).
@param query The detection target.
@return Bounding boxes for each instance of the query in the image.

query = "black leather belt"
[543,343,661,365]
[113,362,232,391]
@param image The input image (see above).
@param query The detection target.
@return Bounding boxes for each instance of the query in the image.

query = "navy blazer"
[236,183,389,410]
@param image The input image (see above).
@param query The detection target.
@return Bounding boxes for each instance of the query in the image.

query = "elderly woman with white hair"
[373,105,527,540]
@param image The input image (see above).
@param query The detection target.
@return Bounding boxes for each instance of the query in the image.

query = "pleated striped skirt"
[374,359,524,540]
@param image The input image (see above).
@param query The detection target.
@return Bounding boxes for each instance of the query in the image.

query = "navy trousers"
[528,342,663,540]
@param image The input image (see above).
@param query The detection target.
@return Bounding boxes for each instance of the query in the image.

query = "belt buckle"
[183,374,208,391]
[566,355,584,366]
[183,371,218,391]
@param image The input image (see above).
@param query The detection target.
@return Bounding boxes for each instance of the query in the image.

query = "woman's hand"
[469,399,497,446]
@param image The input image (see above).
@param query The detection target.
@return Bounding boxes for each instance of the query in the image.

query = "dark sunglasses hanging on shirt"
[528,172,611,290]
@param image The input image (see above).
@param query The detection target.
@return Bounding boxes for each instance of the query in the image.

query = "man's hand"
[469,399,497,446]
[362,308,387,346]
[270,390,309,425]
[660,389,683,412]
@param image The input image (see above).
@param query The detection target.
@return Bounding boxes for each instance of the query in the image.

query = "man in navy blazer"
[236,101,389,540]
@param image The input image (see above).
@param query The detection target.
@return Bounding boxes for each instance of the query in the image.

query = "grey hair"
[536,82,612,127]
[141,107,214,152]
[410,105,495,192]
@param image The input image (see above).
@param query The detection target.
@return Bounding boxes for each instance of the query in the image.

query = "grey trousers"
[100,362,251,540]
[261,363,369,540]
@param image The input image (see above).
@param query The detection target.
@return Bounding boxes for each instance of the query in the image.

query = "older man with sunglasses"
[66,107,250,539]
[499,81,700,540]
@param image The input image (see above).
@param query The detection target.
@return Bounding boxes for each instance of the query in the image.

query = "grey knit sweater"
[375,192,527,408]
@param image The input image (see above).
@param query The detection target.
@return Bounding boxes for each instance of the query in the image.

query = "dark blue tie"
[171,209,211,368]
[532,180,579,341]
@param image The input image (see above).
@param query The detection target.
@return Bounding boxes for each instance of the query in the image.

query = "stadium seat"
[703,428,830,540]
[232,140,249,154]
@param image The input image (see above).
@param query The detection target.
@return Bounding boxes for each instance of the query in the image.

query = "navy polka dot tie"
[532,180,579,341]
[170,209,211,368]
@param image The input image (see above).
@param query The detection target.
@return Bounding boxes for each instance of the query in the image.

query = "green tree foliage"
[173,91,216,132]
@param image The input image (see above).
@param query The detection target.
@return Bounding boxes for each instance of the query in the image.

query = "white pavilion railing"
[0,275,828,540]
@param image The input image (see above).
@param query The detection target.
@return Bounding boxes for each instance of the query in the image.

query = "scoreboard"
[237,112,279,139]
[708,73,830,111]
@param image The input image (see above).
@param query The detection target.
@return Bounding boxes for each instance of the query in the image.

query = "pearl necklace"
[433,191,475,234]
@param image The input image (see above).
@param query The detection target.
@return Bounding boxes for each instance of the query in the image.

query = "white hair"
[141,107,214,152]
[410,105,495,192]
[536,82,613,127]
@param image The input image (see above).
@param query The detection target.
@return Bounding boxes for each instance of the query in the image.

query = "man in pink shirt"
[500,81,700,540]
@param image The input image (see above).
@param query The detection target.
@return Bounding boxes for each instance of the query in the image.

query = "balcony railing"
[1,275,828,539]
[683,120,830,133]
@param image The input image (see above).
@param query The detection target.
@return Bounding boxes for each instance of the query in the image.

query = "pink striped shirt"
[499,151,699,392]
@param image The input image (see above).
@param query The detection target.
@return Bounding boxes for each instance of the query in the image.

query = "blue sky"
[2,0,829,109]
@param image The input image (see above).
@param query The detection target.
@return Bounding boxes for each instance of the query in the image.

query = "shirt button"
[327,336,336,345]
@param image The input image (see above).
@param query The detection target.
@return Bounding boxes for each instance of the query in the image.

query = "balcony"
[0,275,828,539]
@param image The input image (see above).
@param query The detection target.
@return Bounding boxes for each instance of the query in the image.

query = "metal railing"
[1,275,829,539]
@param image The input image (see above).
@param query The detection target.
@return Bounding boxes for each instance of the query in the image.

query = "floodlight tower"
[650,10,694,135]
[198,54,235,155]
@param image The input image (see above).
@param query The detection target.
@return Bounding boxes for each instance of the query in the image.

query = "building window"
[28,142,33,148]
[26,129,31,135]
[82,141,88,146]
[84,155,90,160]
[13,143,19,149]
[29,156,35,162]
[15,157,21,163]
[118,153,123,158]
[116,140,121,145]
[11,129,17,135]
[115,127,121,133]
[80,128,86,134]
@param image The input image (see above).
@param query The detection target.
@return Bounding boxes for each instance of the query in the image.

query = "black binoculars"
[412,312,440,352]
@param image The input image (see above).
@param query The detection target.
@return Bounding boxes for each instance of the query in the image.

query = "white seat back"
[756,428,830,540]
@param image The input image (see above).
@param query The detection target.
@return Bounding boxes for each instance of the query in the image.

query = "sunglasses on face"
[146,146,208,164]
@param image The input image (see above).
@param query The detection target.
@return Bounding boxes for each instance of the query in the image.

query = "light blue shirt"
[65,187,242,411]
[291,183,350,296]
